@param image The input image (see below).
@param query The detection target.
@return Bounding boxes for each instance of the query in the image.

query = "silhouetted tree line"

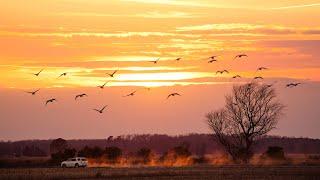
[0,134,319,158]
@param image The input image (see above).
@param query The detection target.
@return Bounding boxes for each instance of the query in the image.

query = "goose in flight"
[123,90,137,97]
[150,58,160,64]
[232,75,241,79]
[25,89,40,95]
[45,98,57,106]
[234,54,248,59]
[93,105,108,114]
[167,93,181,99]
[264,81,277,88]
[33,69,44,76]
[98,81,109,89]
[257,67,268,71]
[286,83,301,88]
[208,59,217,63]
[175,57,182,61]
[75,93,88,100]
[209,55,218,59]
[107,70,118,78]
[254,76,264,80]
[216,70,229,74]
[58,72,67,78]
[265,84,273,88]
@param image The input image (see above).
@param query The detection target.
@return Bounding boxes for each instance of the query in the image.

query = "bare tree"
[206,83,284,163]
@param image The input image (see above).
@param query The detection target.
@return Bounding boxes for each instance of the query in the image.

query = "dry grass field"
[0,165,320,180]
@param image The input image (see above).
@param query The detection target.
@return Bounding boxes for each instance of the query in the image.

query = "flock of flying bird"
[25,54,302,114]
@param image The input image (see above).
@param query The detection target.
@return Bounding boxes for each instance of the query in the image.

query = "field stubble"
[0,165,320,180]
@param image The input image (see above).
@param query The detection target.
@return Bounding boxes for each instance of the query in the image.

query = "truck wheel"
[75,163,79,168]
[62,164,66,168]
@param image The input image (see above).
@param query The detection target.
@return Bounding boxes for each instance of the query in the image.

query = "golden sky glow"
[1,0,320,88]
[1,0,320,140]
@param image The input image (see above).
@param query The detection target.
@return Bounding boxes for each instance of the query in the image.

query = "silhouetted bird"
[232,75,241,79]
[45,98,57,106]
[216,70,229,74]
[150,58,160,64]
[75,93,88,100]
[176,57,182,61]
[123,90,137,97]
[98,82,109,89]
[257,67,268,71]
[93,105,108,113]
[107,70,118,78]
[58,72,67,78]
[209,55,218,59]
[33,69,44,76]
[286,83,301,88]
[234,54,248,59]
[25,89,40,95]
[254,76,264,80]
[208,59,217,63]
[167,93,181,99]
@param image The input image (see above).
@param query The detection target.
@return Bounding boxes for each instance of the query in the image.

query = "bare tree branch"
[206,83,284,163]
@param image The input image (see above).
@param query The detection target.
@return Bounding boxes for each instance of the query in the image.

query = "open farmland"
[1,165,320,180]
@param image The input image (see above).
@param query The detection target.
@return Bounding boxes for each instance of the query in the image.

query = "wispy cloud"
[121,0,213,7]
[176,23,320,36]
[271,3,320,10]
[57,11,202,19]
[176,23,264,31]
[0,31,199,38]
[136,11,202,18]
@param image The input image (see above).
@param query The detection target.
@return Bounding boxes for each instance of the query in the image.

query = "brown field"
[0,165,320,180]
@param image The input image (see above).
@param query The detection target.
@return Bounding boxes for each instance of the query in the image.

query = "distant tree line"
[0,134,319,158]
[48,138,195,166]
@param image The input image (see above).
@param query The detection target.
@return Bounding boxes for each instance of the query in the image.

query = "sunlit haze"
[1,0,320,140]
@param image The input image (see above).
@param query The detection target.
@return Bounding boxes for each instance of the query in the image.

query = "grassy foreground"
[0,165,320,180]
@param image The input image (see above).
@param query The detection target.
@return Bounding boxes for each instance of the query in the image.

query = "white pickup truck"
[61,157,88,168]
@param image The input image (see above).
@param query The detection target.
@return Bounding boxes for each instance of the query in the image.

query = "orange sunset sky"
[0,0,320,140]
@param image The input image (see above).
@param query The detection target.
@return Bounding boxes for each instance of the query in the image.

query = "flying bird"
[25,89,40,95]
[150,58,160,64]
[75,93,88,100]
[216,70,229,74]
[208,59,217,63]
[254,76,264,80]
[234,54,248,59]
[45,98,57,106]
[286,83,301,88]
[232,75,241,79]
[265,84,273,88]
[175,57,182,61]
[58,72,67,78]
[33,69,44,76]
[107,70,118,78]
[264,81,278,88]
[123,90,137,97]
[209,55,218,59]
[93,105,108,114]
[167,93,181,99]
[257,67,268,71]
[98,82,109,89]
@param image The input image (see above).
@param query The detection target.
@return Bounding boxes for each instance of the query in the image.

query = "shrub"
[265,146,285,160]
[105,146,122,163]
[50,148,77,165]
[136,147,152,164]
